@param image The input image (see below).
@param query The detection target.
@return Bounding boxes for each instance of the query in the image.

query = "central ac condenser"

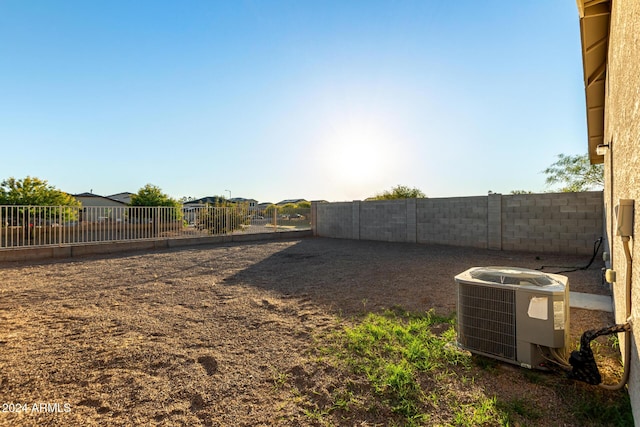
[454,266,569,369]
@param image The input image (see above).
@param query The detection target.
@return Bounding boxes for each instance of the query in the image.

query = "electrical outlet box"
[616,199,634,237]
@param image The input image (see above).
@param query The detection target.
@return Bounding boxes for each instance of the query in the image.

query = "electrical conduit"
[600,236,632,390]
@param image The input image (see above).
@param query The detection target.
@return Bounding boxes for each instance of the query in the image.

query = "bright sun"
[318,120,398,188]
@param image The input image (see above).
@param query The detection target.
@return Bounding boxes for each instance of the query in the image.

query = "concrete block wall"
[314,191,603,255]
[359,200,410,242]
[416,197,488,248]
[501,192,603,254]
[315,202,353,239]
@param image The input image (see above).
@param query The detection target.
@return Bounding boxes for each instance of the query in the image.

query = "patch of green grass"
[521,368,547,385]
[270,368,289,391]
[329,309,486,424]
[608,334,620,350]
[453,395,508,427]
[564,386,634,427]
[303,407,332,425]
[473,355,499,372]
[496,397,542,424]
[307,308,633,426]
[331,388,355,411]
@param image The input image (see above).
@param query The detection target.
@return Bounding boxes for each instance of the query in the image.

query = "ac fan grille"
[457,282,516,360]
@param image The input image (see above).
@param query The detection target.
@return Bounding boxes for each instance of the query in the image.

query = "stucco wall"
[314,192,604,255]
[603,0,640,419]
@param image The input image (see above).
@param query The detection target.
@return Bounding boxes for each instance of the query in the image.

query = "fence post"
[311,202,318,236]
[406,198,417,243]
[352,201,361,240]
[487,193,502,250]
[153,208,158,237]
[274,207,278,231]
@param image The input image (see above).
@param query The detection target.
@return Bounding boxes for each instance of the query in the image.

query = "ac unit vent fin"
[458,283,516,360]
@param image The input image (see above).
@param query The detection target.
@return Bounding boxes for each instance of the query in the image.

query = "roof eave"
[577,0,611,164]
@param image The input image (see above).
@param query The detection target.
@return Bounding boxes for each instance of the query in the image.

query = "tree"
[369,185,426,200]
[0,176,80,206]
[543,153,604,192]
[0,176,80,226]
[129,184,182,222]
[130,184,180,207]
[263,203,278,218]
[196,200,249,234]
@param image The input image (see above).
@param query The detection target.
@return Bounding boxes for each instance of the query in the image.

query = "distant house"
[257,202,274,209]
[73,193,128,222]
[276,199,308,206]
[107,192,134,205]
[183,196,226,207]
[182,196,227,225]
[229,197,258,209]
[74,193,128,208]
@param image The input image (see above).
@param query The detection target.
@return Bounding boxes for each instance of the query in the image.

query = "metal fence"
[0,205,311,249]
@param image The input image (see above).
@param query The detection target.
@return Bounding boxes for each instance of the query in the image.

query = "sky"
[0,1,589,203]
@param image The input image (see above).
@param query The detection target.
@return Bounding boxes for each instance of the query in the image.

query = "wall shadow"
[222,237,607,318]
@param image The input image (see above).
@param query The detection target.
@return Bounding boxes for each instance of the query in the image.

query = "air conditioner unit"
[454,266,569,369]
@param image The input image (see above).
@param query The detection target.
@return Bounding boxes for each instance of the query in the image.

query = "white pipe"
[600,236,632,390]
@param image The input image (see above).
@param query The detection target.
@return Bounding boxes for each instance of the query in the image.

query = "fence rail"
[0,205,311,249]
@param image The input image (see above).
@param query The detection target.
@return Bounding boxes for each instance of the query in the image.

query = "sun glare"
[318,121,398,189]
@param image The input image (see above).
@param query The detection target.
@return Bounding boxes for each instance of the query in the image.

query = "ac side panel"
[515,289,568,349]
[516,341,547,368]
[457,282,517,361]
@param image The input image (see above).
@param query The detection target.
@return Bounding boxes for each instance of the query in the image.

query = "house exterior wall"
[76,196,126,208]
[75,197,128,222]
[314,192,603,255]
[602,0,640,418]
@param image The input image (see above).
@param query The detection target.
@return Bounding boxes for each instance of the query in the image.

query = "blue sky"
[1,1,587,203]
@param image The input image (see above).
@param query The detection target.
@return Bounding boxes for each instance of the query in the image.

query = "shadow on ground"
[223,236,609,317]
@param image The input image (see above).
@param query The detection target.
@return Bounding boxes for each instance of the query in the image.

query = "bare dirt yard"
[0,237,628,426]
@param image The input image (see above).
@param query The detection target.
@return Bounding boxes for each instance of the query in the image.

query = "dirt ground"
[0,237,622,426]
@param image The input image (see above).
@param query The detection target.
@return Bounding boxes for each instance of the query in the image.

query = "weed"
[521,368,547,385]
[563,385,634,426]
[313,307,633,426]
[331,389,354,411]
[497,397,542,422]
[327,309,474,423]
[453,396,507,427]
[473,355,499,372]
[270,368,289,391]
[608,334,620,350]
[303,407,332,425]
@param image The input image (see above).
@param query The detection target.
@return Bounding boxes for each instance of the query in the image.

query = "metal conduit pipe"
[600,236,632,390]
